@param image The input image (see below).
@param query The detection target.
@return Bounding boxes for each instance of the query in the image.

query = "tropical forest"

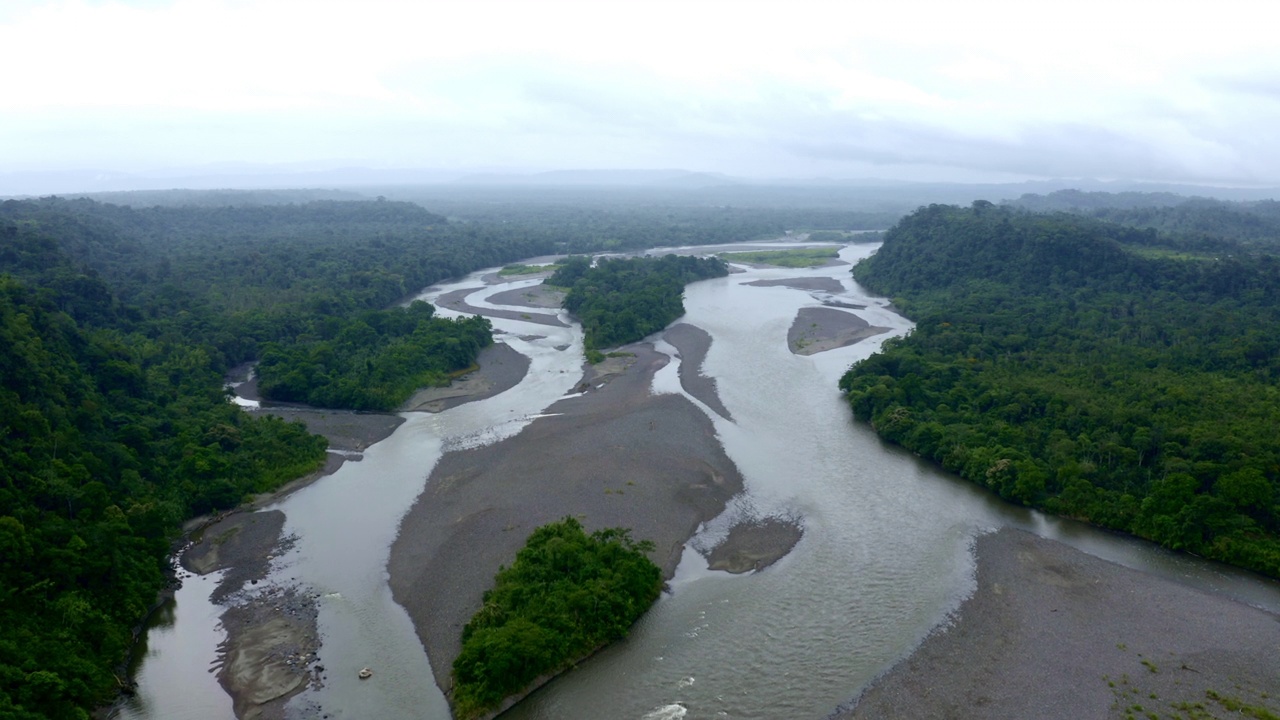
[840,200,1280,577]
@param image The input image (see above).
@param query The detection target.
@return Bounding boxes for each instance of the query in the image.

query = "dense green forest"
[840,202,1280,577]
[1008,190,1280,252]
[0,218,327,720]
[255,303,492,411]
[451,518,661,720]
[548,254,728,357]
[0,192,844,718]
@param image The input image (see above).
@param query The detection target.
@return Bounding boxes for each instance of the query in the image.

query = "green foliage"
[451,518,661,719]
[0,271,326,717]
[549,254,728,352]
[256,302,492,410]
[498,263,555,277]
[841,202,1280,578]
[1007,189,1280,253]
[721,246,841,267]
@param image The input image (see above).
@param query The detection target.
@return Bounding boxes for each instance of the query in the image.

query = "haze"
[4,0,1279,193]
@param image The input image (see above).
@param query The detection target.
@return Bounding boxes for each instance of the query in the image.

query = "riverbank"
[838,528,1280,719]
[180,511,319,720]
[182,341,532,719]
[401,342,531,413]
[387,338,747,703]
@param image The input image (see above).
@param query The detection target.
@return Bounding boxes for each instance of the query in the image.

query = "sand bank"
[664,322,732,421]
[436,287,567,327]
[401,342,531,413]
[838,529,1280,720]
[179,512,320,720]
[789,306,890,356]
[705,518,804,573]
[387,343,746,698]
[485,285,565,309]
[745,277,848,294]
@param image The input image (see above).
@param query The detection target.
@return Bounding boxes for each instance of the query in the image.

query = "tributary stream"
[116,242,1280,720]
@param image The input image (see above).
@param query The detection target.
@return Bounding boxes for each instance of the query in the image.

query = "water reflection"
[114,571,232,720]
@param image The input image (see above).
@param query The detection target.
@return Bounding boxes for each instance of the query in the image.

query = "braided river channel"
[116,242,1280,720]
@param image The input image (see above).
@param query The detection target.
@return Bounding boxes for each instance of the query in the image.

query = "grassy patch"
[721,246,841,268]
[498,262,557,276]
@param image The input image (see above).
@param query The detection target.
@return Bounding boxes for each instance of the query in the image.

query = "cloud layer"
[5,0,1280,184]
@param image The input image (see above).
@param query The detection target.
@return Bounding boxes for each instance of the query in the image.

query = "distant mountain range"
[3,164,1278,205]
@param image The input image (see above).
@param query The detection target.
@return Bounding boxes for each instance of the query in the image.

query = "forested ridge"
[548,254,728,356]
[841,202,1280,577]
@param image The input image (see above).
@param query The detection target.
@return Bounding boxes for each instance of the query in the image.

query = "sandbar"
[436,287,567,327]
[705,517,804,573]
[387,343,745,700]
[401,342,531,413]
[788,306,890,356]
[485,285,566,309]
[745,277,848,294]
[665,322,732,421]
[837,528,1280,719]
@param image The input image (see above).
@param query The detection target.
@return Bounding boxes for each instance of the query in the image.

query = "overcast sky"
[4,0,1280,186]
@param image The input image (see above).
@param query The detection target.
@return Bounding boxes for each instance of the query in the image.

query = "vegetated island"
[546,253,728,361]
[720,245,845,268]
[450,518,662,720]
[841,201,1280,578]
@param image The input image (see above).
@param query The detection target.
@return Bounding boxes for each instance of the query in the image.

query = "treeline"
[548,254,728,355]
[1007,189,1280,252]
[0,222,326,719]
[451,518,661,720]
[841,202,1280,577]
[256,303,491,411]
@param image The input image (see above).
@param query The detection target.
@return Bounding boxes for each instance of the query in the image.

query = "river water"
[117,242,1280,720]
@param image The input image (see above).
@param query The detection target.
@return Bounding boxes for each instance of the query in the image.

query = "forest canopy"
[451,517,661,720]
[548,254,728,356]
[841,202,1280,578]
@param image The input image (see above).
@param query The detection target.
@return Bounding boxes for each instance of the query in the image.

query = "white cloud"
[3,0,1280,183]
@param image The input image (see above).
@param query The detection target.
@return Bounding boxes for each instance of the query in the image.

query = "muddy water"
[114,570,232,720]
[119,243,1280,720]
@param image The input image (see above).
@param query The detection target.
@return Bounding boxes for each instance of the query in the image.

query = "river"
[116,242,1280,720]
